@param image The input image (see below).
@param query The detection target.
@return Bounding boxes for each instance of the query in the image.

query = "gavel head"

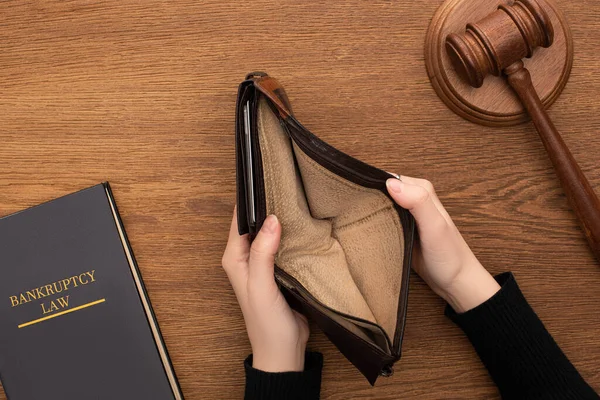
[446,0,554,88]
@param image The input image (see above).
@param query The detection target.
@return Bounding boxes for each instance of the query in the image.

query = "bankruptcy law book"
[0,183,184,400]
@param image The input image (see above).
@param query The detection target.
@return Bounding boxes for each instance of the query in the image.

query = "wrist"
[252,343,306,373]
[442,263,501,314]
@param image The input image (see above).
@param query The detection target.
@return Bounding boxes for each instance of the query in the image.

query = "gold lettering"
[48,301,58,313]
[79,273,89,285]
[41,297,70,313]
[52,282,63,293]
[56,296,69,308]
[10,270,97,309]
[44,284,55,296]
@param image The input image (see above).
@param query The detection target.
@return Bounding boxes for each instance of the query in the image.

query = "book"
[0,183,184,400]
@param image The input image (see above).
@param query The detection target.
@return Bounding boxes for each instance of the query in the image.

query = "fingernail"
[262,215,278,234]
[386,178,403,194]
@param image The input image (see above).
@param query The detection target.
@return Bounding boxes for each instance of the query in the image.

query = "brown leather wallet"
[235,72,415,384]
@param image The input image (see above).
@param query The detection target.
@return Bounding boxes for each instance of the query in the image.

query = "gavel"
[445,0,600,262]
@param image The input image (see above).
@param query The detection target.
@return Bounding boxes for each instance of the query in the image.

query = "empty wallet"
[235,72,416,385]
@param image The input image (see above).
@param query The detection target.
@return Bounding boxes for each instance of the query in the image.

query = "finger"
[248,215,281,290]
[224,206,251,260]
[386,178,449,233]
[396,176,453,225]
[222,207,251,297]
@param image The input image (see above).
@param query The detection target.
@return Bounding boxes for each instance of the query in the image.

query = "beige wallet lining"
[257,99,405,338]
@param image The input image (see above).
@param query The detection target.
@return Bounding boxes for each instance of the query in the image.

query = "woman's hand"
[222,211,310,372]
[386,176,501,313]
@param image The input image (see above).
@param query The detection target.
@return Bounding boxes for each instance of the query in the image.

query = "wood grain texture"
[1,1,599,399]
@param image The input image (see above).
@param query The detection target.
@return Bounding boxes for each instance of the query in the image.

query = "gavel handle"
[504,61,600,262]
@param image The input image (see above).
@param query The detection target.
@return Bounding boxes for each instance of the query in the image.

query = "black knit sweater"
[244,273,599,399]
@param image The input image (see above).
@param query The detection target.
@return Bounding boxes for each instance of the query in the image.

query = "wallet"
[235,72,416,384]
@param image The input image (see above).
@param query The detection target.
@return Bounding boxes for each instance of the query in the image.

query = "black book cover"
[0,183,184,400]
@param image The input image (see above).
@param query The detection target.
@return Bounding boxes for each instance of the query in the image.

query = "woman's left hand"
[222,210,310,372]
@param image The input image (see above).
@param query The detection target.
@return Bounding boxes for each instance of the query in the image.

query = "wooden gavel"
[445,0,600,262]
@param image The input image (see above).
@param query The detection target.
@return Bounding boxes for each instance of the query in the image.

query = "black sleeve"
[244,351,323,400]
[446,272,599,400]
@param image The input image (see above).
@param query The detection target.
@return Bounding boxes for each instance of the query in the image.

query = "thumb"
[386,178,448,232]
[248,215,281,287]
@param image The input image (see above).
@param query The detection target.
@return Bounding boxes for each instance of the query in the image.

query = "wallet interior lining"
[257,99,405,338]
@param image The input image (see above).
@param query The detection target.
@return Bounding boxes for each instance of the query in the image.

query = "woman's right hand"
[386,176,501,313]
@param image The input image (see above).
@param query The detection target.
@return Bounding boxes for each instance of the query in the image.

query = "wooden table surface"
[1,1,599,398]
